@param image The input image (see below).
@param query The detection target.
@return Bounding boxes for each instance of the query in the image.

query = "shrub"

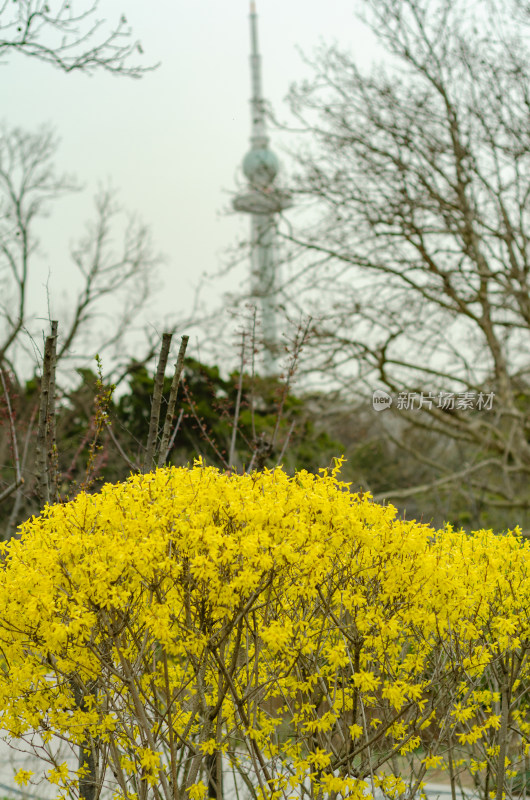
[0,461,528,800]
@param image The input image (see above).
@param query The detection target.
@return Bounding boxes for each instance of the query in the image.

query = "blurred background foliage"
[2,354,528,539]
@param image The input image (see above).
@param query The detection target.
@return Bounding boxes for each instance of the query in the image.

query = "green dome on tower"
[243,147,279,188]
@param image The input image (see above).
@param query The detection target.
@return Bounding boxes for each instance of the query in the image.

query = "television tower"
[232,1,292,375]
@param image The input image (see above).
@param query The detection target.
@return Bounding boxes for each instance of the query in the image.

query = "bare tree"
[273,0,530,519]
[0,124,161,385]
[0,0,154,76]
[63,185,159,361]
[0,126,77,371]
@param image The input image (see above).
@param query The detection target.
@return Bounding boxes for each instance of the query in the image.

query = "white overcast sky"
[1,0,377,361]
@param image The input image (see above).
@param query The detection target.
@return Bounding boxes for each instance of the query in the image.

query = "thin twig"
[35,321,58,507]
[80,356,114,494]
[167,408,184,456]
[247,432,273,473]
[6,402,38,537]
[270,317,311,450]
[276,419,296,466]
[228,332,245,469]
[144,332,172,472]
[249,307,258,444]
[181,381,229,469]
[0,367,21,484]
[0,481,23,504]
[47,320,58,503]
[104,419,139,472]
[158,334,189,467]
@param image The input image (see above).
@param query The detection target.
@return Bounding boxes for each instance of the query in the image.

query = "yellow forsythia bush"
[0,460,529,800]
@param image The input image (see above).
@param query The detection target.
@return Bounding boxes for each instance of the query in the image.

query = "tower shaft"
[233,2,292,376]
[250,213,277,376]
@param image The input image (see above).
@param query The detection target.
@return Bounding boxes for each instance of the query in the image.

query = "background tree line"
[0,330,342,538]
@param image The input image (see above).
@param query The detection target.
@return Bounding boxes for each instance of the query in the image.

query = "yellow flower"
[14,769,34,787]
[349,723,363,740]
[199,739,217,755]
[138,748,161,773]
[47,762,69,785]
[187,781,207,800]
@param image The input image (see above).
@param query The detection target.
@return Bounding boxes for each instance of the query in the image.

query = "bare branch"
[157,335,189,468]
[0,367,21,485]
[228,333,245,470]
[35,320,58,507]
[0,126,77,366]
[268,0,530,514]
[143,332,172,472]
[0,0,158,77]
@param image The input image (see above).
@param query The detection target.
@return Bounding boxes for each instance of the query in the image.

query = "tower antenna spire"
[249,0,267,149]
[232,2,293,376]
